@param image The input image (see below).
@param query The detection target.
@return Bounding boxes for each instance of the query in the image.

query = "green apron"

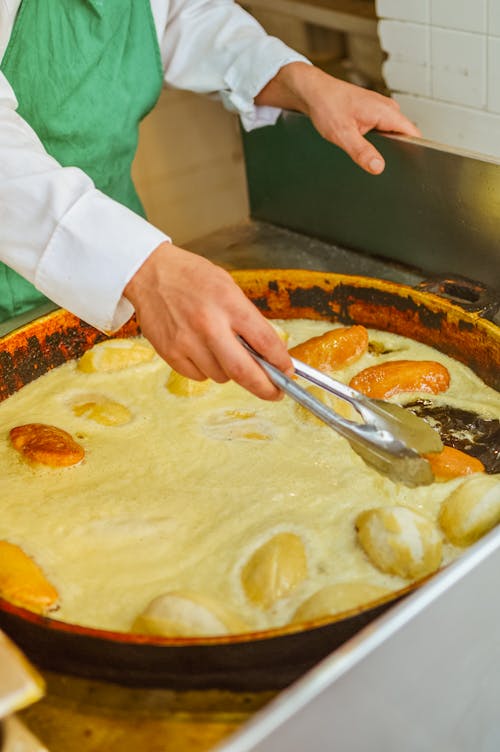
[0,0,163,323]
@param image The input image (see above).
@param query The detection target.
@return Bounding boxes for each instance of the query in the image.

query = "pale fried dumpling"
[203,410,273,441]
[438,474,500,547]
[72,399,131,426]
[78,338,154,373]
[295,384,359,425]
[241,532,307,609]
[356,506,442,579]
[291,582,391,623]
[0,541,59,615]
[131,591,247,637]
[165,369,212,397]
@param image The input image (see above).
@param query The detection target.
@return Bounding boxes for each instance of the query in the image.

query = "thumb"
[340,129,385,175]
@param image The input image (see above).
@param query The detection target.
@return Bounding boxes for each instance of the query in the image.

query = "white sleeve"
[160,0,311,131]
[0,72,169,332]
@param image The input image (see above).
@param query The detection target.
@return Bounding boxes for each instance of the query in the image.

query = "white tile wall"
[431,27,486,107]
[488,1,500,37]
[487,36,500,113]
[394,93,500,158]
[431,0,486,33]
[376,0,500,158]
[379,20,430,96]
[376,0,429,24]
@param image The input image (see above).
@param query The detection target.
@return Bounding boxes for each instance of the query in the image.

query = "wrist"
[124,241,172,305]
[255,61,318,113]
[278,61,318,108]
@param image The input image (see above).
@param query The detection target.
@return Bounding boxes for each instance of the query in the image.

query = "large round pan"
[0,270,498,689]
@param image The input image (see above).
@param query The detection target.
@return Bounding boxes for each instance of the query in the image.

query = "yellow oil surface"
[1,321,499,634]
[20,671,274,752]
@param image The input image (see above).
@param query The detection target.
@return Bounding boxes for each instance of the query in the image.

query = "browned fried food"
[10,423,84,467]
[349,360,450,399]
[0,540,59,614]
[289,326,368,372]
[424,445,485,481]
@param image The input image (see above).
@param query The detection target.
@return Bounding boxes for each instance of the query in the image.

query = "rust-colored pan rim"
[232,268,497,316]
[0,579,422,648]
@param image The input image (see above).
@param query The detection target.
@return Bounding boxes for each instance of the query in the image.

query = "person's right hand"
[123,242,293,400]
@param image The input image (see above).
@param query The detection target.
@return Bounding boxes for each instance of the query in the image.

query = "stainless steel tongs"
[238,337,443,487]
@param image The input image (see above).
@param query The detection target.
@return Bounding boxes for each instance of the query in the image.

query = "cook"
[0,0,420,401]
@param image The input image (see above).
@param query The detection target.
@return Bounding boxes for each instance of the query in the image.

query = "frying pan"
[0,270,498,689]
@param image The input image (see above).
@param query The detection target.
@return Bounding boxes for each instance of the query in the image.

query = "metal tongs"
[238,337,443,487]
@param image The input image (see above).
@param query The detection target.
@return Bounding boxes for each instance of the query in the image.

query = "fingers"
[339,128,386,174]
[207,325,285,401]
[191,303,293,400]
[305,73,421,174]
[159,309,289,401]
[166,356,206,382]
[216,313,291,401]
[197,287,293,399]
[333,96,421,174]
[180,347,229,384]
[375,102,421,138]
[239,320,294,376]
[153,321,282,400]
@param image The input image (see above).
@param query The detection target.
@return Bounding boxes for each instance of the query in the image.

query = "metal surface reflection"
[242,113,500,291]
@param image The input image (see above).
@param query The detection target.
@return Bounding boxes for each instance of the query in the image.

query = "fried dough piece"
[166,370,212,397]
[0,541,59,614]
[356,506,442,579]
[10,424,84,467]
[439,474,500,546]
[349,360,450,399]
[289,326,368,372]
[73,399,131,426]
[241,533,307,609]
[132,591,247,637]
[292,582,391,623]
[78,338,154,373]
[424,445,485,481]
[203,410,274,442]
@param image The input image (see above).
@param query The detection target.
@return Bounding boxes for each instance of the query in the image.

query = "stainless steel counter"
[189,220,425,288]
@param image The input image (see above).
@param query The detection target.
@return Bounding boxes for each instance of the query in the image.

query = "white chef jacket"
[0,0,308,331]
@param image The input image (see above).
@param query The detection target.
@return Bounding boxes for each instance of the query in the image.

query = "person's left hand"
[255,62,421,175]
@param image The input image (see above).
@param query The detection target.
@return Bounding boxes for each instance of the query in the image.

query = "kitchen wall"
[377,0,500,159]
[132,88,249,246]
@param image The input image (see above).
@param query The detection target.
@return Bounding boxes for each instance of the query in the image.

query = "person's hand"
[255,62,421,175]
[124,242,293,400]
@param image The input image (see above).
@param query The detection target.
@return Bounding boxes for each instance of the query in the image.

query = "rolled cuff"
[35,190,170,333]
[222,37,310,131]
